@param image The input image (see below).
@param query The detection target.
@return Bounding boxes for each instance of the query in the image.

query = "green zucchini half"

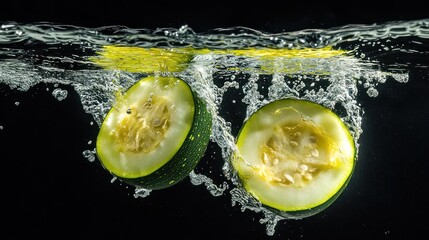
[231,98,356,218]
[96,76,212,190]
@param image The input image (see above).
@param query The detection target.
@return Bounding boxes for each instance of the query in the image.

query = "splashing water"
[1,20,428,236]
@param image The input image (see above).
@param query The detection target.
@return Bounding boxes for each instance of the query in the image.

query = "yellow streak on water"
[90,45,350,74]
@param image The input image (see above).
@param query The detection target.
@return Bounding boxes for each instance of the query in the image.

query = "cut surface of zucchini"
[96,76,212,190]
[232,98,355,217]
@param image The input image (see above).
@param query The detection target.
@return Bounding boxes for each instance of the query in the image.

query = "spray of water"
[1,19,428,235]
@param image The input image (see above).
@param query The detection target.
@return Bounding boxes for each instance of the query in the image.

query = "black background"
[1,1,428,239]
[1,0,429,32]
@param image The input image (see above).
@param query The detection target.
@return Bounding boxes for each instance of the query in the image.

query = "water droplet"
[134,187,152,198]
[52,88,68,101]
[366,87,379,97]
[82,149,96,162]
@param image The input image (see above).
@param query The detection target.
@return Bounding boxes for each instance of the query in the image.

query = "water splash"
[1,19,428,236]
[189,170,229,197]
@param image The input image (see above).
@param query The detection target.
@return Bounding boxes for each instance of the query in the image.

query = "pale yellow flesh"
[96,76,195,178]
[89,45,349,74]
[232,99,355,212]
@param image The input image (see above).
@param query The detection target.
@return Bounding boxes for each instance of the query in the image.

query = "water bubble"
[52,88,68,101]
[134,187,152,198]
[366,87,379,97]
[110,176,117,183]
[82,149,96,162]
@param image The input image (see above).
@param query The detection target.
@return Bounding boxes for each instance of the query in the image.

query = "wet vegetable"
[231,98,356,218]
[96,76,212,190]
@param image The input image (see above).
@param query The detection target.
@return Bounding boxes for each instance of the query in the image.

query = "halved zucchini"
[231,98,356,218]
[96,76,212,190]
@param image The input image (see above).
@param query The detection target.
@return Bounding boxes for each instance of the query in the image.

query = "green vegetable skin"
[96,76,212,190]
[232,99,356,218]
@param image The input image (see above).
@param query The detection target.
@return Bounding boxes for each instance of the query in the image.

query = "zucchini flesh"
[96,76,212,190]
[232,98,356,217]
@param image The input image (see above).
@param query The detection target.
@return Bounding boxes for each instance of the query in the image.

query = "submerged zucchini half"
[96,76,212,190]
[232,98,356,218]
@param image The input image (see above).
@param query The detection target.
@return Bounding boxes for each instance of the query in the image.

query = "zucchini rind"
[231,98,356,218]
[96,76,212,190]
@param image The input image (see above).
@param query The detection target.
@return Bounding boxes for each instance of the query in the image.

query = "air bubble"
[52,88,68,101]
[366,87,379,97]
[82,149,96,162]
